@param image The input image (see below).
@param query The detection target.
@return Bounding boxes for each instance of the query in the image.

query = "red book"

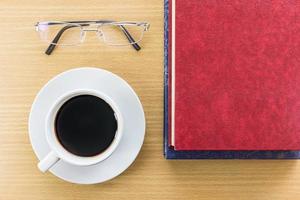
[170,0,300,150]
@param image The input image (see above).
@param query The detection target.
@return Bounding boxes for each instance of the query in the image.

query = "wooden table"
[0,0,300,200]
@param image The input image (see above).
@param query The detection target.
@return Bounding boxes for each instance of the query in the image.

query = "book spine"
[163,0,170,157]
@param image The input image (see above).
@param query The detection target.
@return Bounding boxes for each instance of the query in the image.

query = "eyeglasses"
[35,20,150,55]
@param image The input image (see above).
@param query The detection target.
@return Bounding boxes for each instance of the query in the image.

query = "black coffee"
[55,95,117,157]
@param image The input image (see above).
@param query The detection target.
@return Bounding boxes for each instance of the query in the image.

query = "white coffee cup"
[38,89,123,172]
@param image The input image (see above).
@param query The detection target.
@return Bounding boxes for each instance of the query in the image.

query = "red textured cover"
[172,0,300,150]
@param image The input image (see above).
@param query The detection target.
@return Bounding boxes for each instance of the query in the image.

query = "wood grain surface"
[0,1,300,200]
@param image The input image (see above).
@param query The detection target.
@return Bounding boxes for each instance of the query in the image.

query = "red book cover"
[170,0,300,150]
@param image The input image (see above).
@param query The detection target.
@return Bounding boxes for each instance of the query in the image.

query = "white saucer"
[28,67,146,184]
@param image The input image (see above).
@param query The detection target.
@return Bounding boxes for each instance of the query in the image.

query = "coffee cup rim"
[45,88,124,166]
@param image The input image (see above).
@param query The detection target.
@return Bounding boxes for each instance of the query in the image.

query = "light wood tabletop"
[0,0,300,200]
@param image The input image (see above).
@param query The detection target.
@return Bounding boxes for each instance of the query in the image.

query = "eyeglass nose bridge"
[82,28,98,32]
[81,24,99,32]
[80,25,104,41]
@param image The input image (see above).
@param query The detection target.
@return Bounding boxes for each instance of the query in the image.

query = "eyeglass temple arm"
[45,24,79,55]
[119,25,141,51]
[45,24,141,55]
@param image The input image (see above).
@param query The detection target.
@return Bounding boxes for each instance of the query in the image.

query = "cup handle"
[38,151,60,173]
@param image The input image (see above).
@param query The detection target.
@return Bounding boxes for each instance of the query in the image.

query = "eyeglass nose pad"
[80,31,86,43]
[96,29,104,38]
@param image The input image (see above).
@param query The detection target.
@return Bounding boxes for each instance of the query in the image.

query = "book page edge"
[171,0,176,147]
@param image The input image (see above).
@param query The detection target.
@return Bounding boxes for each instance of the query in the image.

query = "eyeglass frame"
[35,20,150,55]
